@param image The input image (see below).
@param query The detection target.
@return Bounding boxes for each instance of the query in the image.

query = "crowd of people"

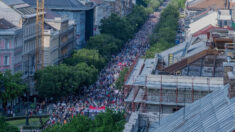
[45,11,160,127]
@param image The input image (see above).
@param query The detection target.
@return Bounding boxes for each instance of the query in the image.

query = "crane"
[35,0,44,71]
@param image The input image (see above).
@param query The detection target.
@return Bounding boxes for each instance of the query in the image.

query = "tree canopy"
[0,71,26,109]
[86,34,123,58]
[99,5,152,42]
[43,110,125,132]
[64,49,106,70]
[99,14,135,41]
[35,63,98,99]
[126,6,150,32]
[145,2,181,58]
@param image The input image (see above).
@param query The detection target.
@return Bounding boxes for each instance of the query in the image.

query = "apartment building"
[0,0,39,76]
[24,0,95,48]
[44,10,76,66]
[0,18,23,73]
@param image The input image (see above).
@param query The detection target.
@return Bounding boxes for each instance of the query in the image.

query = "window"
[5,39,9,49]
[219,21,222,27]
[4,56,9,65]
[0,39,4,49]
[224,20,227,26]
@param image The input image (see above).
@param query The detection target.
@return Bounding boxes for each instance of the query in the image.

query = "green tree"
[73,63,98,86]
[0,117,19,132]
[146,1,181,58]
[99,14,135,41]
[86,34,123,58]
[65,49,106,70]
[136,0,148,7]
[0,71,26,110]
[148,0,161,10]
[35,64,98,99]
[126,6,150,32]
[93,110,125,132]
[115,68,129,90]
[35,64,77,99]
[43,110,125,132]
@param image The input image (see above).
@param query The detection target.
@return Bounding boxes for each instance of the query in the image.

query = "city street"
[45,9,164,127]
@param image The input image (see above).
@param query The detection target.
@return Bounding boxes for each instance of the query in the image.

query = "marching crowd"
[45,12,160,127]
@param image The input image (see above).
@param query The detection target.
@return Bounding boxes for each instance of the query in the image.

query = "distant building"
[0,0,40,94]
[0,1,76,94]
[91,0,135,35]
[114,0,134,16]
[23,0,95,48]
[91,0,114,34]
[0,18,23,73]
[0,0,39,76]
[188,11,218,35]
[218,9,232,28]
[44,10,76,66]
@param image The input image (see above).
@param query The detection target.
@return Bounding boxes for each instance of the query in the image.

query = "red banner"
[89,106,106,110]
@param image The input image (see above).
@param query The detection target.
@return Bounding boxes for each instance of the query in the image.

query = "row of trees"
[115,68,129,90]
[0,71,26,111]
[145,0,184,58]
[136,0,164,10]
[43,110,125,132]
[87,5,151,60]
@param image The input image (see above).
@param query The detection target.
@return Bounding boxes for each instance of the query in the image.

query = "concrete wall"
[93,3,113,35]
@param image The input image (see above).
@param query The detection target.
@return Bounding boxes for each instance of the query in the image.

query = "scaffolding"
[125,75,224,113]
[162,49,219,74]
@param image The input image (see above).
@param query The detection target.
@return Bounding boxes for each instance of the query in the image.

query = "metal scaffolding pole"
[142,76,148,112]
[176,77,178,104]
[192,78,194,102]
[159,75,163,124]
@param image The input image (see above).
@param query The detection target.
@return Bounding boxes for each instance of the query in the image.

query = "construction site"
[123,19,235,131]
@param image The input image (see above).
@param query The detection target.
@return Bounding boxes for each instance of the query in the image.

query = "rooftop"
[192,24,234,37]
[187,0,228,10]
[0,18,16,29]
[23,0,94,11]
[1,0,25,6]
[189,11,218,35]
[45,9,61,19]
[154,85,235,132]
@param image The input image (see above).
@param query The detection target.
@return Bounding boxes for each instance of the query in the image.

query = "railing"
[162,49,219,74]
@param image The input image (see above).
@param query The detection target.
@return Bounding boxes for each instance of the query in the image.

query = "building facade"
[24,0,95,48]
[44,11,76,65]
[0,18,23,73]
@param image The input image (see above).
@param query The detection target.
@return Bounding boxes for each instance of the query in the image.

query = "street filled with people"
[44,11,161,127]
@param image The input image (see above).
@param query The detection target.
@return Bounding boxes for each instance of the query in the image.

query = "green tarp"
[232,23,235,29]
